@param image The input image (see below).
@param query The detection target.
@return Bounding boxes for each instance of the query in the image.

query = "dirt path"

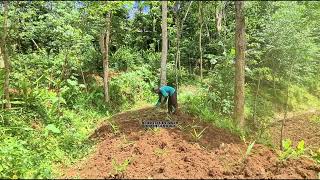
[60,107,320,179]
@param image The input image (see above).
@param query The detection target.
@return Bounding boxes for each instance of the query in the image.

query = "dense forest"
[1,1,320,179]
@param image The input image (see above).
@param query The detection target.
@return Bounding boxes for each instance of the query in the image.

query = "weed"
[118,135,135,149]
[165,114,173,121]
[176,124,186,131]
[191,127,207,141]
[242,141,255,163]
[111,158,132,175]
[148,127,161,134]
[279,139,305,161]
[108,121,120,135]
[310,148,320,164]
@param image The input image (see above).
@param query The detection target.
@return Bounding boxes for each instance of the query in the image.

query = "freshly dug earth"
[270,110,320,150]
[61,107,320,179]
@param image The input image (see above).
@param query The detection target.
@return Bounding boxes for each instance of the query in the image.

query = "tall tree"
[1,1,11,109]
[174,1,193,90]
[160,0,168,86]
[234,1,246,128]
[100,8,112,103]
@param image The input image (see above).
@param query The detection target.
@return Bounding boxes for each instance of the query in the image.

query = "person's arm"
[156,94,162,106]
[156,89,168,106]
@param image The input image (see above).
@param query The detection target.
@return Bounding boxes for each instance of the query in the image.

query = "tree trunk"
[199,1,203,81]
[1,1,11,109]
[152,16,156,52]
[177,1,192,81]
[160,1,168,86]
[280,64,294,150]
[253,74,261,126]
[174,1,181,90]
[215,1,224,36]
[103,11,111,103]
[234,1,246,128]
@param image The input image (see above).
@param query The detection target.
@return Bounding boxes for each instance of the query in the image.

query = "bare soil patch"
[61,107,320,179]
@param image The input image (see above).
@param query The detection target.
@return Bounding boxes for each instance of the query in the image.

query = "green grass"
[179,86,243,137]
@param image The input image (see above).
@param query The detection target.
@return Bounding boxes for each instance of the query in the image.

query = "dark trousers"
[168,91,178,114]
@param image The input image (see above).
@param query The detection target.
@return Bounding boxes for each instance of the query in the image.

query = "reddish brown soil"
[270,111,320,150]
[61,107,320,179]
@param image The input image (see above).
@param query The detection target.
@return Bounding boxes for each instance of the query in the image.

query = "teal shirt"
[156,86,175,106]
[159,86,176,97]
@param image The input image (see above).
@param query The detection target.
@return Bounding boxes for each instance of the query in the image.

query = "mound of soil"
[61,107,320,179]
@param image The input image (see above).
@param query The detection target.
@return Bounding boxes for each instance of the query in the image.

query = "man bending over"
[153,85,178,114]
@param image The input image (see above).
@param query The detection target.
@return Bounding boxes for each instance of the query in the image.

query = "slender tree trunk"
[280,64,294,150]
[80,66,88,93]
[152,16,156,52]
[0,47,3,110]
[1,1,11,109]
[174,1,181,90]
[160,1,168,86]
[102,11,111,103]
[177,1,192,82]
[215,1,224,36]
[198,1,203,81]
[253,74,261,126]
[206,22,211,42]
[234,1,246,128]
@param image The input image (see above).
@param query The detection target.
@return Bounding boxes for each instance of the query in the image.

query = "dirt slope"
[61,107,320,179]
[270,110,320,150]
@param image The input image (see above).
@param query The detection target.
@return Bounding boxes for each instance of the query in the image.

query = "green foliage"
[1,1,320,178]
[279,139,306,161]
[180,85,242,136]
[111,46,143,71]
[109,66,156,111]
[0,101,106,178]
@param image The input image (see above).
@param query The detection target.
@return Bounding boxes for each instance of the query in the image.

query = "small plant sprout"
[111,158,132,175]
[176,124,185,131]
[165,114,173,121]
[242,141,255,163]
[191,127,207,141]
[118,135,135,149]
[149,127,161,133]
[108,121,120,135]
[279,139,306,161]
